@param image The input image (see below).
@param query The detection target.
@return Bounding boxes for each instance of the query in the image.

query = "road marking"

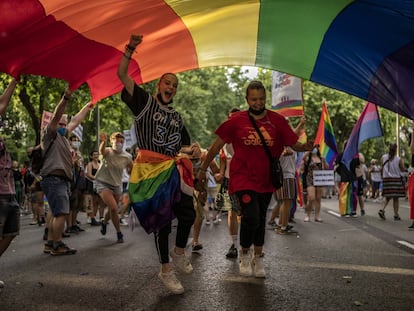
[397,240,414,250]
[327,210,341,217]
[305,261,414,276]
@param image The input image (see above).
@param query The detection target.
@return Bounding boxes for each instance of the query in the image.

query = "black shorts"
[0,194,20,238]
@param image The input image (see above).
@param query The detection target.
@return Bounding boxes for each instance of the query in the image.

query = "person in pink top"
[0,77,18,288]
[196,81,312,278]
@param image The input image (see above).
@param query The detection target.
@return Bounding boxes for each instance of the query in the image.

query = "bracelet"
[125,44,136,52]
[123,54,131,60]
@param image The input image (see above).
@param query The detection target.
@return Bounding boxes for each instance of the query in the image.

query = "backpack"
[30,145,44,175]
[30,138,55,175]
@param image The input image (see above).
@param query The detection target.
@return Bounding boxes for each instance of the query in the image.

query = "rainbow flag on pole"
[314,101,338,169]
[341,102,383,170]
[271,71,303,117]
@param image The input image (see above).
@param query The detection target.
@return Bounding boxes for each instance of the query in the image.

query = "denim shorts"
[0,194,20,239]
[95,180,122,195]
[40,176,70,216]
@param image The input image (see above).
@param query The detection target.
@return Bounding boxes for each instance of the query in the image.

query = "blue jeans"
[41,176,70,216]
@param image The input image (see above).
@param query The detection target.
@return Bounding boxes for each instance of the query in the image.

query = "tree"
[0,68,410,167]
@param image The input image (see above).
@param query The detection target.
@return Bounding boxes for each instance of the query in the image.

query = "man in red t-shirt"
[197,80,312,278]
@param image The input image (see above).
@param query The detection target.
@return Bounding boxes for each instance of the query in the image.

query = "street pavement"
[0,197,413,311]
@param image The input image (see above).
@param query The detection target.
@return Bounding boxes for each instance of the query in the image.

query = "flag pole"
[396,113,400,156]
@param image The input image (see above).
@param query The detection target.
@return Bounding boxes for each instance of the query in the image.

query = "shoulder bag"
[248,114,283,189]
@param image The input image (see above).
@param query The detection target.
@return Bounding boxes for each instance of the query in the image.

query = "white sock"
[231,235,238,246]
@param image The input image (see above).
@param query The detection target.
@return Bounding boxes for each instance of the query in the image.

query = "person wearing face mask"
[118,34,201,294]
[196,81,313,279]
[65,134,87,235]
[94,132,133,243]
[302,145,329,222]
[40,96,94,256]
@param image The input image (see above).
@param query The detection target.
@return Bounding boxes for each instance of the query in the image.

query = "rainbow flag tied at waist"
[129,150,194,234]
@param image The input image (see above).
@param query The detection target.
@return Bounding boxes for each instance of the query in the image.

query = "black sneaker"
[117,232,124,243]
[378,209,386,220]
[100,222,107,235]
[394,215,401,221]
[225,244,238,258]
[409,223,414,230]
[90,218,100,226]
[192,243,203,251]
[50,243,77,256]
[43,242,53,254]
[73,225,85,232]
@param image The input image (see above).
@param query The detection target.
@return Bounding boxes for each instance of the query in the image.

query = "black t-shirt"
[121,84,191,155]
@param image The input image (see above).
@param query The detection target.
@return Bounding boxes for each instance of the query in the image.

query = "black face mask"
[248,107,266,115]
[157,93,172,106]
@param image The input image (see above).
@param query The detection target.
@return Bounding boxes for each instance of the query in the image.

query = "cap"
[110,132,125,140]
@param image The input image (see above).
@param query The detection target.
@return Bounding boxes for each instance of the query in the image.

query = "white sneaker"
[239,249,253,276]
[252,254,266,278]
[169,249,193,274]
[213,217,221,224]
[158,270,184,294]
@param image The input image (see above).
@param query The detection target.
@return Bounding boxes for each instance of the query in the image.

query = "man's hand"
[128,34,143,49]
[190,143,202,159]
[99,133,107,142]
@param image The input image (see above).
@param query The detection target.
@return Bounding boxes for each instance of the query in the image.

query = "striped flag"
[314,101,338,169]
[271,71,303,117]
[341,102,383,169]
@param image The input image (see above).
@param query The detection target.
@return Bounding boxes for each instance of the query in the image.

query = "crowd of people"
[1,33,413,294]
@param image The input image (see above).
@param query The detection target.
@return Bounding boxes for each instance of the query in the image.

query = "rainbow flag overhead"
[314,101,338,169]
[1,1,414,118]
[271,71,303,117]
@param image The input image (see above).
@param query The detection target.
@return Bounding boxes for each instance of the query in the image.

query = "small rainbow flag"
[314,101,338,169]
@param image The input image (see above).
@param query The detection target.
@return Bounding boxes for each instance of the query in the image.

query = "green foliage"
[0,68,411,167]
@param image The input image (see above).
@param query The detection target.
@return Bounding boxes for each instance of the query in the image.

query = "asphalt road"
[1,197,413,311]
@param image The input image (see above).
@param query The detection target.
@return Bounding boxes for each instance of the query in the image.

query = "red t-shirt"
[216,110,298,194]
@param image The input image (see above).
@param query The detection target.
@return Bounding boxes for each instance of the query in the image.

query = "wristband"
[125,44,136,52]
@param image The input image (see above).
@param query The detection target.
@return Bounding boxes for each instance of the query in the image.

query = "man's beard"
[248,107,265,115]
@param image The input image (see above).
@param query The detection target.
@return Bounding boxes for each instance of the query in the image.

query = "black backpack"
[30,138,55,175]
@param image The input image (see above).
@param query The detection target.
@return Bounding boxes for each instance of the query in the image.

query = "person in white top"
[378,143,405,220]
[368,159,382,201]
[95,132,133,242]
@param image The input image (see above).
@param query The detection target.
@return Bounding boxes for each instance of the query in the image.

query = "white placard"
[312,170,335,186]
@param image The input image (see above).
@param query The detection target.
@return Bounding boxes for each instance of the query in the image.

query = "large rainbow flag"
[314,101,338,169]
[1,1,414,119]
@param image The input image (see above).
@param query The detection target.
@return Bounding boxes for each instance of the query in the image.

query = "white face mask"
[113,142,123,153]
[72,141,81,149]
